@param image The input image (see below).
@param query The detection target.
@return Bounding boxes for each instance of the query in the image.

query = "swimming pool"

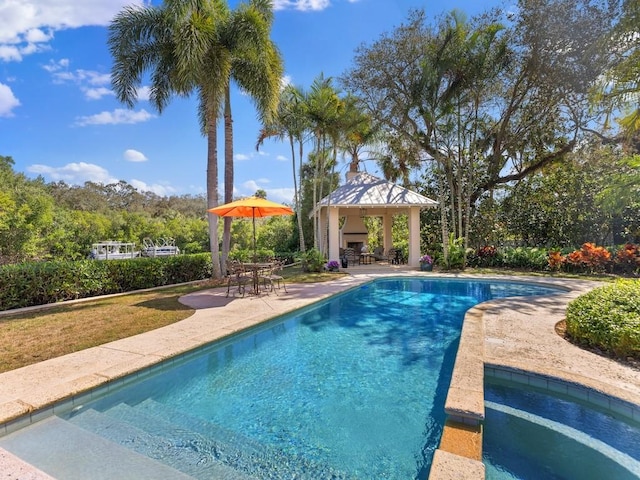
[484,376,640,480]
[0,278,560,479]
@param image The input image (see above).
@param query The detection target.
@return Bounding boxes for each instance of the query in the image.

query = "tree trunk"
[207,116,221,279]
[291,136,306,252]
[223,86,233,266]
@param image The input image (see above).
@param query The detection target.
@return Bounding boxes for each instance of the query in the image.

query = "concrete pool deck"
[0,268,638,479]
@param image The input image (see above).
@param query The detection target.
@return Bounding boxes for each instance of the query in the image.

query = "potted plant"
[419,254,433,271]
[326,260,340,272]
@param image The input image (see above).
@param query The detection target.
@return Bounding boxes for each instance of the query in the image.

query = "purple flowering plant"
[419,254,433,264]
[326,260,340,270]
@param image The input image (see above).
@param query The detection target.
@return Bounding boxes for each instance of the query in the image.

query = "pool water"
[484,378,640,480]
[13,278,559,479]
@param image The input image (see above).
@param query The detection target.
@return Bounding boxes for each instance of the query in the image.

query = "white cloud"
[74,108,155,126]
[42,58,68,72]
[27,162,117,184]
[273,0,330,11]
[26,160,177,196]
[84,87,113,100]
[45,62,113,100]
[276,154,289,162]
[0,45,24,62]
[0,1,148,62]
[242,179,265,193]
[266,187,295,203]
[279,75,293,93]
[239,178,293,203]
[123,149,148,162]
[0,83,21,117]
[235,153,251,161]
[136,86,151,102]
[129,179,177,196]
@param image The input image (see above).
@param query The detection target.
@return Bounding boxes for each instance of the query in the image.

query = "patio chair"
[226,260,251,297]
[388,248,404,265]
[343,247,357,266]
[372,246,388,261]
[259,260,287,294]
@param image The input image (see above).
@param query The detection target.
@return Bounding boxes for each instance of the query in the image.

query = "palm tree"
[256,84,310,252]
[108,0,282,278]
[305,74,344,252]
[338,94,379,174]
[220,0,283,265]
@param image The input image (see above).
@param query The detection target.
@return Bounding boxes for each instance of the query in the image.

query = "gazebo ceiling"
[316,172,438,213]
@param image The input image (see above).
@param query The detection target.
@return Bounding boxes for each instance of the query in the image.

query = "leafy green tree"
[257,215,294,253]
[592,0,640,138]
[497,146,639,247]
[342,2,618,265]
[0,156,56,263]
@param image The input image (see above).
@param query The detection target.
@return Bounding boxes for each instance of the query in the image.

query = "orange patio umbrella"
[208,196,294,259]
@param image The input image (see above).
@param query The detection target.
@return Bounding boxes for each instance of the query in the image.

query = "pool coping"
[431,276,640,479]
[1,270,638,479]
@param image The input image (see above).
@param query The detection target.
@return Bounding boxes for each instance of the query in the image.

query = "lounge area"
[315,172,437,267]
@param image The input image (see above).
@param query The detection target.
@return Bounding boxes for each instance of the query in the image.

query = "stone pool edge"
[430,278,640,480]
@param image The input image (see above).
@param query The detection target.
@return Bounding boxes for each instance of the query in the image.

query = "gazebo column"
[328,207,340,262]
[383,213,392,253]
[408,207,420,267]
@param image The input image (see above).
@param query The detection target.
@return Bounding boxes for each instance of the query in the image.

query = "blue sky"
[1,0,502,204]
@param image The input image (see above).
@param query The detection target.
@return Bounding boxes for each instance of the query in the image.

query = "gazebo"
[314,172,438,267]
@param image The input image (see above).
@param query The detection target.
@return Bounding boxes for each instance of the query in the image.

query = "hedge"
[565,279,640,360]
[0,254,213,311]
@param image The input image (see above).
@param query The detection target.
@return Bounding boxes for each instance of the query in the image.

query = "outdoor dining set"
[225,259,288,297]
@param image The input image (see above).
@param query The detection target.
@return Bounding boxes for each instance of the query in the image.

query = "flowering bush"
[565,243,611,273]
[326,260,340,270]
[474,245,499,267]
[614,243,640,274]
[548,250,565,271]
[419,254,433,264]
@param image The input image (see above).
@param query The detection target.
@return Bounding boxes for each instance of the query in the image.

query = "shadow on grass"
[133,297,193,311]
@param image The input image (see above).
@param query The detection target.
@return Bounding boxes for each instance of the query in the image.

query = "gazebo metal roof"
[316,172,438,210]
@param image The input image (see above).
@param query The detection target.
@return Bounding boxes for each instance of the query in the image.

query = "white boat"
[89,241,140,260]
[141,237,180,257]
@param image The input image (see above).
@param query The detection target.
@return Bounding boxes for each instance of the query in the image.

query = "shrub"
[302,248,325,273]
[565,279,640,360]
[564,242,612,273]
[613,243,640,275]
[444,234,466,270]
[501,247,549,270]
[472,245,500,268]
[0,254,213,311]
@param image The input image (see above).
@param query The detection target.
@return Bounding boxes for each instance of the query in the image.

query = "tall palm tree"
[220,0,283,265]
[109,1,226,277]
[256,84,310,252]
[305,74,344,252]
[108,0,281,277]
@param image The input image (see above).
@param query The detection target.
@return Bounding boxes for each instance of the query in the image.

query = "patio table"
[359,253,374,265]
[242,262,274,295]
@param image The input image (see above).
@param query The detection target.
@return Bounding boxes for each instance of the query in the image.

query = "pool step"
[68,407,252,480]
[135,399,265,454]
[105,400,354,479]
[0,416,194,480]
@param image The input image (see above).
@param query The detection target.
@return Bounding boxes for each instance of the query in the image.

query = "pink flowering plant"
[419,254,433,264]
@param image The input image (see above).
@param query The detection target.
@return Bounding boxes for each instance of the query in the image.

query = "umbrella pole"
[252,209,257,262]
